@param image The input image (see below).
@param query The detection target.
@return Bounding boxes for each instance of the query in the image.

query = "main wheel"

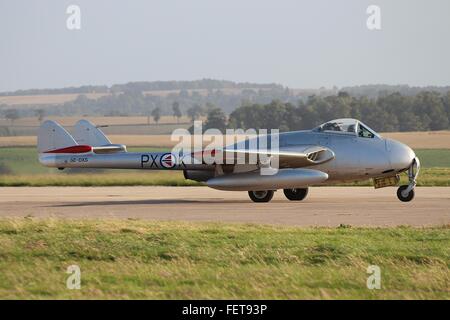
[397,185,415,202]
[283,188,309,201]
[248,190,274,203]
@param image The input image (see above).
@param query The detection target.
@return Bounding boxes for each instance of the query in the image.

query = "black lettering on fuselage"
[141,155,150,168]
[150,154,158,168]
[141,154,160,168]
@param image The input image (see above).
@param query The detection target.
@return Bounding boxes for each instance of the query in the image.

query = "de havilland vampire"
[37,118,420,202]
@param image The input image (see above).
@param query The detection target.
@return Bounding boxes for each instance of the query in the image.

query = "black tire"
[397,185,415,202]
[283,188,309,201]
[248,190,274,203]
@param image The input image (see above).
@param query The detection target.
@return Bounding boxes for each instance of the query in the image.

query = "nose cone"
[387,139,415,171]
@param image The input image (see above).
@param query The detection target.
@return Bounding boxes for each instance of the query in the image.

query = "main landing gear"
[283,188,309,201]
[248,190,274,202]
[248,187,310,202]
[397,157,420,202]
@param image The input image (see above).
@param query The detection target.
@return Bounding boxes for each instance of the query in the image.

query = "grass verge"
[0,219,448,299]
[0,168,448,187]
[0,172,202,187]
[0,147,449,186]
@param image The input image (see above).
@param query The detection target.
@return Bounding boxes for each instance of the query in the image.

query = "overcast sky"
[1,0,449,92]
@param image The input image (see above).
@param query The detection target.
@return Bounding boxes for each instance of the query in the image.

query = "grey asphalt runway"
[0,187,449,227]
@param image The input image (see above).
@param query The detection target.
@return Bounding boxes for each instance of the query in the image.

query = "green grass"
[0,168,448,187]
[0,219,448,299]
[0,172,202,187]
[415,149,450,168]
[0,147,449,186]
[339,168,450,187]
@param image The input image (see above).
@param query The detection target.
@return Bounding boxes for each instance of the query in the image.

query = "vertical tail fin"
[73,119,112,147]
[37,120,79,153]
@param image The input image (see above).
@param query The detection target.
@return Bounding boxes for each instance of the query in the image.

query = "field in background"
[383,131,450,150]
[0,115,194,127]
[0,116,198,136]
[0,88,261,106]
[0,92,110,106]
[0,135,177,148]
[1,129,450,149]
[0,219,448,299]
[0,147,449,186]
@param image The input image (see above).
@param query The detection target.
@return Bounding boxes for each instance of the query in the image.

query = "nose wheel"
[397,185,415,202]
[396,157,420,202]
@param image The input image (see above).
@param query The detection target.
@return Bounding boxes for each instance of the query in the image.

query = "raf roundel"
[160,153,176,169]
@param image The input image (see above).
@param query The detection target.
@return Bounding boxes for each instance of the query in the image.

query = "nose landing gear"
[397,157,420,202]
[397,185,415,202]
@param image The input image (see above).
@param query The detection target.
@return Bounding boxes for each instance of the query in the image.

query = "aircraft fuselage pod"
[37,118,419,202]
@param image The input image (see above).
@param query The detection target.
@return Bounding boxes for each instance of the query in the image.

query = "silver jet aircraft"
[38,118,420,202]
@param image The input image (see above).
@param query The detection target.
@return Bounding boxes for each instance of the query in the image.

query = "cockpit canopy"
[313,118,379,138]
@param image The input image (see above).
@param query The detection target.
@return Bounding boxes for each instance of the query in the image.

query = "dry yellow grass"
[0,135,172,148]
[382,131,450,149]
[0,115,194,127]
[1,131,449,148]
[0,93,109,106]
[0,136,37,147]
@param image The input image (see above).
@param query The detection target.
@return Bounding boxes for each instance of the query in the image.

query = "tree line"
[0,86,292,119]
[0,79,283,97]
[1,83,450,133]
[227,91,450,132]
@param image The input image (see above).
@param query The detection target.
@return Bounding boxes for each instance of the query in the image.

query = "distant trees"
[34,109,45,123]
[205,102,217,113]
[0,85,108,97]
[3,109,19,124]
[172,102,182,123]
[151,107,161,124]
[229,100,298,132]
[1,79,449,133]
[229,91,450,132]
[204,107,227,133]
[340,84,450,99]
[414,91,449,130]
[444,91,450,120]
[109,79,284,94]
[187,104,204,122]
[0,80,293,119]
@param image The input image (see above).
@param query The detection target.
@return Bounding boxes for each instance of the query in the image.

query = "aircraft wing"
[213,145,335,168]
